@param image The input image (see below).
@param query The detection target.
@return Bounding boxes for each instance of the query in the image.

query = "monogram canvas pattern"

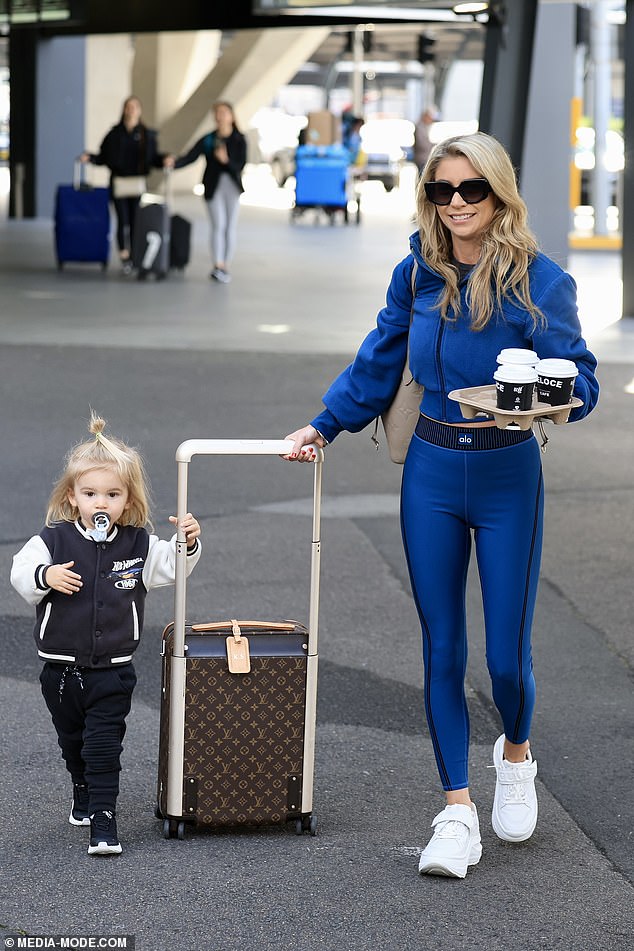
[157,625,308,828]
[185,655,306,825]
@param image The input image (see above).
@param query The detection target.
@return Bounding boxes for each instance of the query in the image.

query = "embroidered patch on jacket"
[108,558,144,589]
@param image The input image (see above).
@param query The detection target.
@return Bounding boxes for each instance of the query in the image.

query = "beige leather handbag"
[372,261,424,464]
[111,175,147,199]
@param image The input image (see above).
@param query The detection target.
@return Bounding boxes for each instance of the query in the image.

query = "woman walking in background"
[168,101,247,284]
[81,96,169,272]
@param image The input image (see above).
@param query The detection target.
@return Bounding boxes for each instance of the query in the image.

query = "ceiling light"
[453,2,489,13]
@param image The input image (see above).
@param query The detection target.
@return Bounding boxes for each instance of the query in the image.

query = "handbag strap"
[410,259,419,299]
[405,258,419,351]
[371,259,420,449]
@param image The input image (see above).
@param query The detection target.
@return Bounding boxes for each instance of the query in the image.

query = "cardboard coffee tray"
[448,385,583,431]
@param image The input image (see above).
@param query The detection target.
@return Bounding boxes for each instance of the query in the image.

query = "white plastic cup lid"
[535,358,578,378]
[494,364,538,384]
[496,348,539,366]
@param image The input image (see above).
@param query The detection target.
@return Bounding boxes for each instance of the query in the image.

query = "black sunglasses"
[424,178,492,206]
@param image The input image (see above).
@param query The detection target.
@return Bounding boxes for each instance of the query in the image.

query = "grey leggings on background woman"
[170,101,247,283]
[207,174,241,269]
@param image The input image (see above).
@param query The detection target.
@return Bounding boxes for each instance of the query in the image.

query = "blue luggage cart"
[292,145,360,225]
[54,162,110,270]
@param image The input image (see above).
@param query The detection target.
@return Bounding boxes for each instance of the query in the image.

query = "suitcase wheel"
[295,814,318,837]
[162,818,186,840]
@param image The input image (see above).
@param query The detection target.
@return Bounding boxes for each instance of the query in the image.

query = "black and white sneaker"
[88,810,122,855]
[69,783,90,826]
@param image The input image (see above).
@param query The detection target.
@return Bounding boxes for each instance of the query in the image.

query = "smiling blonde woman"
[284,131,599,878]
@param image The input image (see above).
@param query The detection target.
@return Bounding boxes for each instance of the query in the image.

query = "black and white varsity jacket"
[11,520,201,668]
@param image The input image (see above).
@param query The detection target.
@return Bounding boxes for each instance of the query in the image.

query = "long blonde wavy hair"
[46,412,152,528]
[416,132,543,332]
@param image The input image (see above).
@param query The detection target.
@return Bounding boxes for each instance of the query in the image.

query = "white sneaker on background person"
[491,733,538,842]
[418,802,482,878]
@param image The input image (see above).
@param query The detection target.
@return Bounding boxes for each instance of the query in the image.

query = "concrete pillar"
[132,31,222,128]
[84,35,135,188]
[36,37,86,217]
[351,28,364,116]
[621,0,634,317]
[590,0,612,236]
[479,0,538,172]
[521,2,576,266]
[159,27,330,153]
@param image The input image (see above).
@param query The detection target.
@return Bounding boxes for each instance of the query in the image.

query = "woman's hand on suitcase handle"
[283,425,324,462]
[169,513,201,549]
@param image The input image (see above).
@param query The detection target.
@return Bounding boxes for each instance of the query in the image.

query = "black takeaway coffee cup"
[535,358,578,405]
[493,363,538,411]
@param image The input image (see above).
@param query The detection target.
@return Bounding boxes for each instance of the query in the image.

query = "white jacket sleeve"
[142,534,202,590]
[11,535,53,605]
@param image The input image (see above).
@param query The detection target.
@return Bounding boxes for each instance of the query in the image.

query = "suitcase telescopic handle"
[175,438,323,462]
[172,438,323,657]
[73,158,88,191]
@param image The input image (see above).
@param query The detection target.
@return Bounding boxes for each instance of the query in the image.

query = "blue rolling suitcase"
[292,145,350,223]
[54,162,110,270]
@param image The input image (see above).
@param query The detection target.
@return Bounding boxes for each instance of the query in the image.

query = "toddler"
[11,413,201,856]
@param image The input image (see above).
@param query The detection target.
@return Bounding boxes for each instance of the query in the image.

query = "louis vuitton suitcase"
[156,439,323,839]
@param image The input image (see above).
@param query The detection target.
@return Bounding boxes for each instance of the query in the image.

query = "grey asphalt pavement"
[1,185,633,951]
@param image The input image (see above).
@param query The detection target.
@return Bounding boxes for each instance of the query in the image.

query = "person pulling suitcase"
[80,95,171,273]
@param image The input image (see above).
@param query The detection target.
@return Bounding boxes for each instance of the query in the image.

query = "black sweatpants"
[40,662,137,814]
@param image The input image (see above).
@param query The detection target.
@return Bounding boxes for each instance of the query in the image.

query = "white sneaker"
[491,733,538,842]
[418,803,482,878]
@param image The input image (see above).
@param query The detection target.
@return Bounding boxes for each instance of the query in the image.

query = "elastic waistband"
[414,414,533,450]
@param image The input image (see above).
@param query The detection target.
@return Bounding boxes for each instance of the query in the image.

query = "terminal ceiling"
[38,1,487,88]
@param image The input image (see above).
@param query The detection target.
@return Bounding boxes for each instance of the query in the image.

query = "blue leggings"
[401,421,544,791]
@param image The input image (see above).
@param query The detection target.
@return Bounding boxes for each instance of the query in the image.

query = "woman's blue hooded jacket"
[311,231,599,442]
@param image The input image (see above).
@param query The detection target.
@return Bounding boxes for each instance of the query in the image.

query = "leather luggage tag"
[226,619,251,674]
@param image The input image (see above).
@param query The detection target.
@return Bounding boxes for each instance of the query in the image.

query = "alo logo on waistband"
[458,432,473,445]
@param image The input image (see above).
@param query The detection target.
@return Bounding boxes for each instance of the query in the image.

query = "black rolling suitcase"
[132,195,170,280]
[156,438,323,840]
[170,214,191,271]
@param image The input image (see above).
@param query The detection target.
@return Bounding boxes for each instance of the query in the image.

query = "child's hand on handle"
[169,513,201,549]
[45,562,83,595]
[283,425,325,462]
